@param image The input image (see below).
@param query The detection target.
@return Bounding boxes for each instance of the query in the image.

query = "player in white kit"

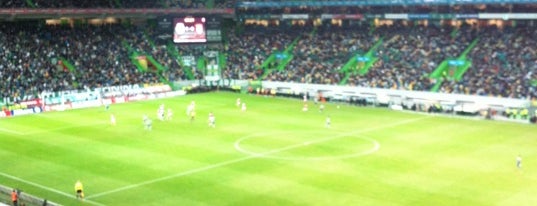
[208,112,216,128]
[110,114,116,126]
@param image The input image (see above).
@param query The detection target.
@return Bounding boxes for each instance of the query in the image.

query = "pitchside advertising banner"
[1,97,44,117]
[0,84,185,117]
[321,14,363,20]
[1,95,39,106]
[43,84,185,112]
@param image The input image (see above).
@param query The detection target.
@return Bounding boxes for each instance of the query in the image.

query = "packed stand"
[266,25,374,85]
[441,26,537,99]
[0,22,164,101]
[224,26,297,80]
[32,0,115,8]
[347,23,475,91]
[0,23,75,100]
[236,4,535,15]
[229,22,537,99]
[1,0,235,8]
[38,24,161,89]
[27,0,166,8]
[0,0,27,8]
[2,20,537,101]
[152,0,235,8]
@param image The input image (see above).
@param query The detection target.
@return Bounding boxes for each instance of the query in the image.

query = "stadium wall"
[259,81,529,113]
[0,80,529,119]
[181,79,529,115]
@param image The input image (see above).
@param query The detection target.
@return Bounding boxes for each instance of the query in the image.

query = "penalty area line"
[87,116,431,200]
[0,171,106,206]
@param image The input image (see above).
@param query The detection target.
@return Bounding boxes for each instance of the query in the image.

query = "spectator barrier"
[259,81,529,114]
[0,185,60,206]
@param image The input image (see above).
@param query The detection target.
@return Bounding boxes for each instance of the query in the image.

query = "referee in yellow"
[75,180,84,200]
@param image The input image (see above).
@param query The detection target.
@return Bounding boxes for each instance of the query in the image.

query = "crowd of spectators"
[164,0,236,9]
[2,19,537,101]
[1,0,535,11]
[226,22,536,99]
[236,4,537,15]
[441,26,537,98]
[264,25,374,85]
[348,23,475,91]
[224,26,297,80]
[0,23,75,100]
[0,0,235,8]
[0,22,177,101]
[32,0,114,8]
[0,0,27,8]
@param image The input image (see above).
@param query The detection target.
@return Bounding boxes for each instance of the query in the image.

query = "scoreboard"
[173,17,207,43]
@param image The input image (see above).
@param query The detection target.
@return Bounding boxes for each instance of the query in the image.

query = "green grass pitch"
[1,92,536,206]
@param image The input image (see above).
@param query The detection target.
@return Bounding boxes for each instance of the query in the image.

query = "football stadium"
[1,0,537,205]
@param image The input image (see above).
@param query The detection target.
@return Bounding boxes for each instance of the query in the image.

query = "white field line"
[87,116,430,199]
[0,171,105,206]
[0,127,25,135]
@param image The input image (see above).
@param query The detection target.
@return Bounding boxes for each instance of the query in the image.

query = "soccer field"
[1,92,536,206]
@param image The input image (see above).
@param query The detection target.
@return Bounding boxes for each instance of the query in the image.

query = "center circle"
[234,131,380,161]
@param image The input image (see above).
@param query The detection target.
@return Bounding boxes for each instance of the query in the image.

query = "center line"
[87,116,430,199]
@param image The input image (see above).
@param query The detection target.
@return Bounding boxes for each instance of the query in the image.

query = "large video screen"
[173,17,206,43]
